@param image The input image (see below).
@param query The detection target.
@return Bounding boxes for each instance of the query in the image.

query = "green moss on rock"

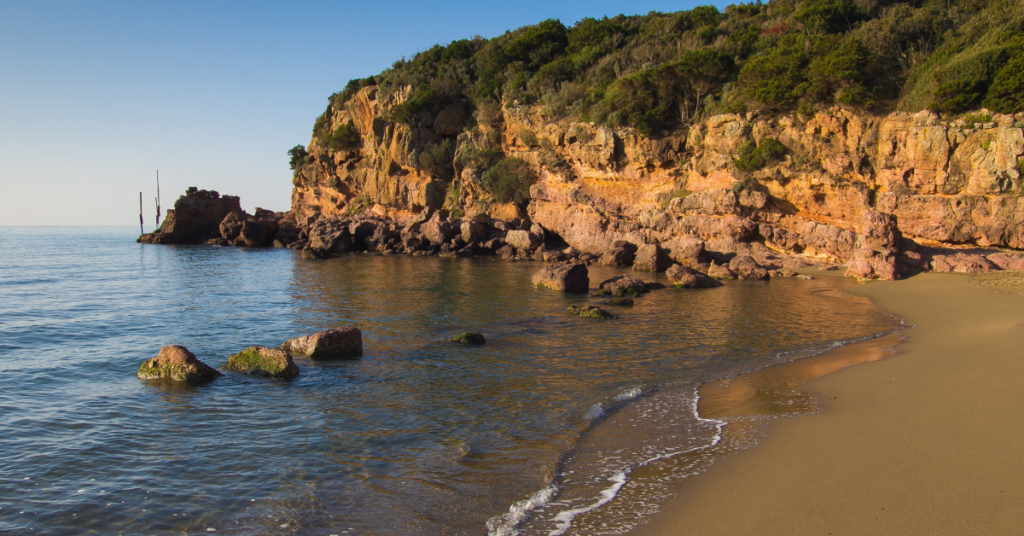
[137,345,222,383]
[223,346,300,380]
[606,297,634,306]
[567,305,616,319]
[451,332,487,345]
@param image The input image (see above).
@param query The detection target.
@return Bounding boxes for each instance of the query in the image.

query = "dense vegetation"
[295,0,1024,204]
[333,0,1024,137]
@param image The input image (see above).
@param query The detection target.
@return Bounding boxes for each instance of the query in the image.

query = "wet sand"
[635,272,1024,535]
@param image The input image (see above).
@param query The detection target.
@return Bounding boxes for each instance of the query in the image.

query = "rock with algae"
[566,305,616,319]
[137,345,222,383]
[606,297,634,306]
[451,332,486,345]
[223,346,300,379]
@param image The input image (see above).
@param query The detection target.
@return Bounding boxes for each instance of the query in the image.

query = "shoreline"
[631,272,1024,535]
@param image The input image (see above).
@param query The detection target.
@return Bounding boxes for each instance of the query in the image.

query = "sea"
[0,226,899,535]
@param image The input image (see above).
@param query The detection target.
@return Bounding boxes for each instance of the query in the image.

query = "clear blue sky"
[0,0,721,226]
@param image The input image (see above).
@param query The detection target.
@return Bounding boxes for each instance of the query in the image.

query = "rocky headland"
[141,98,1024,281]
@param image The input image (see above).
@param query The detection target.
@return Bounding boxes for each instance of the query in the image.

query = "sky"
[0,0,722,226]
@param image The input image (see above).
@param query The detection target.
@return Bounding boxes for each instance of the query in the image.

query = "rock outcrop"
[532,264,589,292]
[137,345,222,383]
[282,327,363,359]
[223,346,300,379]
[284,87,1024,280]
[139,187,295,248]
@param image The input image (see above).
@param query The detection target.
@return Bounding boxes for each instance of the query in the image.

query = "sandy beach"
[634,272,1024,535]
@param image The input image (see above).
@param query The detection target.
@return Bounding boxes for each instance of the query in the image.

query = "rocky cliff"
[286,86,1024,279]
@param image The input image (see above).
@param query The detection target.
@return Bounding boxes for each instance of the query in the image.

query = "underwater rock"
[566,305,615,319]
[451,332,486,345]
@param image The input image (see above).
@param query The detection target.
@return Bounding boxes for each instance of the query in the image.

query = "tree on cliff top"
[311,0,1023,145]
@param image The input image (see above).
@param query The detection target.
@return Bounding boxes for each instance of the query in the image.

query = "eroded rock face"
[223,346,300,379]
[285,88,1024,280]
[137,345,222,383]
[532,264,589,292]
[845,211,902,280]
[282,327,363,359]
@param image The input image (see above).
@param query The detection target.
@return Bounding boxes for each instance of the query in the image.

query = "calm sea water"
[0,227,897,535]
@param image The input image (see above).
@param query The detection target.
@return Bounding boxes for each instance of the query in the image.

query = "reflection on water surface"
[0,227,897,535]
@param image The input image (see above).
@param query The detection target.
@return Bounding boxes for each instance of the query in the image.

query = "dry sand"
[634,272,1024,536]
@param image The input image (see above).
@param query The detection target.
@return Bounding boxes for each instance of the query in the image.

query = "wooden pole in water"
[139,192,144,235]
[155,170,161,226]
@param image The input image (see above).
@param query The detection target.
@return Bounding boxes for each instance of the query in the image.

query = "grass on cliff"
[313,0,1024,146]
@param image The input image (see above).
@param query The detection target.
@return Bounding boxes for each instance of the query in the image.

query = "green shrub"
[479,158,536,204]
[734,138,787,172]
[332,76,377,107]
[418,139,455,180]
[346,194,371,215]
[323,124,361,151]
[983,51,1024,113]
[459,146,504,172]
[963,113,993,124]
[519,128,539,147]
[288,145,309,171]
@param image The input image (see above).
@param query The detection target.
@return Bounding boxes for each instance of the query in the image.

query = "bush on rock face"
[480,158,536,204]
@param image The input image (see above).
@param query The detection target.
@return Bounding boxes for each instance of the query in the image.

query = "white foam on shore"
[582,403,605,422]
[486,484,558,536]
[547,470,629,536]
[490,385,729,536]
[612,386,642,402]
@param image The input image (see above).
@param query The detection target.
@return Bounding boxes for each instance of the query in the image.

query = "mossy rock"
[606,297,634,307]
[589,288,613,297]
[137,345,222,383]
[223,346,300,379]
[451,332,487,345]
[567,305,616,319]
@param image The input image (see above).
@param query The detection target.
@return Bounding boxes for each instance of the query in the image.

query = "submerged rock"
[566,305,615,319]
[606,297,635,306]
[282,327,363,359]
[137,345,222,383]
[532,264,589,292]
[451,332,486,345]
[666,264,723,289]
[223,346,300,379]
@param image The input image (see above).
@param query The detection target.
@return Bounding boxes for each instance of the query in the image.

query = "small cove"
[0,227,898,535]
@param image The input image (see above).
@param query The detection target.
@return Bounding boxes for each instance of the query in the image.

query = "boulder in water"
[137,345,222,383]
[282,327,363,359]
[532,264,589,292]
[666,264,723,289]
[596,275,649,297]
[223,346,300,379]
